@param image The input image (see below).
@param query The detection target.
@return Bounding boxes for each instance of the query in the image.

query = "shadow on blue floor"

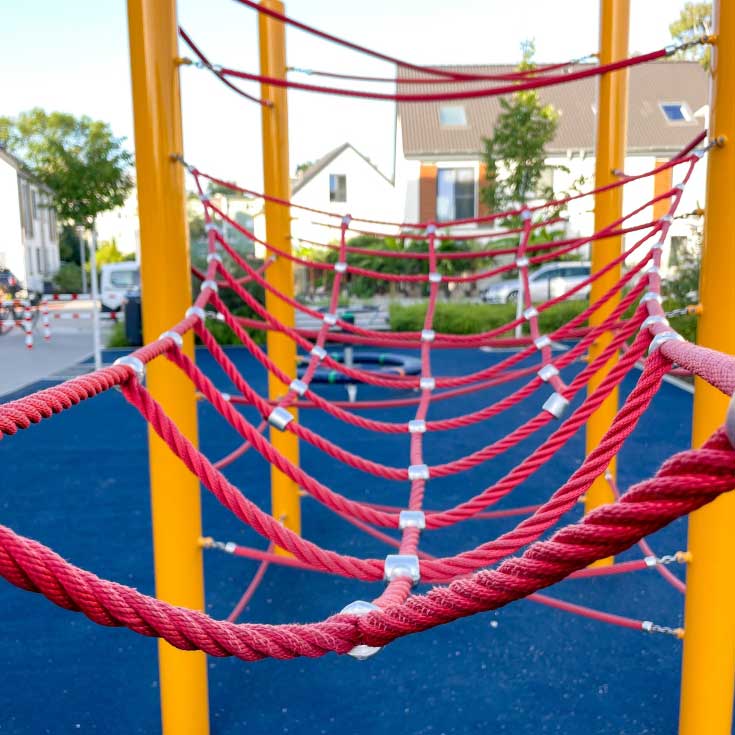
[0,346,697,734]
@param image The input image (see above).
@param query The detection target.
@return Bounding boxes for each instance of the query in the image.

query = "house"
[394,60,709,275]
[290,142,399,246]
[0,147,60,293]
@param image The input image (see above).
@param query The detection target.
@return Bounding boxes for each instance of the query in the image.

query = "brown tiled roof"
[397,60,707,157]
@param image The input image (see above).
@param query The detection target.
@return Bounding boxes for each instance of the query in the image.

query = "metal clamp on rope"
[399,510,426,530]
[419,377,435,391]
[200,279,219,294]
[421,329,436,343]
[221,392,232,402]
[640,292,663,305]
[384,554,420,585]
[323,312,338,327]
[534,335,551,351]
[334,261,348,274]
[205,223,221,235]
[523,306,538,321]
[197,193,209,203]
[652,239,665,251]
[726,392,735,449]
[425,223,437,235]
[159,330,184,349]
[310,345,327,360]
[641,314,669,331]
[515,256,529,269]
[339,600,381,660]
[537,364,559,382]
[408,419,426,434]
[661,214,673,224]
[342,214,352,227]
[648,330,684,355]
[289,379,308,397]
[185,306,206,322]
[428,272,442,284]
[206,252,222,263]
[267,406,294,431]
[113,355,146,386]
[408,464,430,481]
[543,392,569,419]
[646,264,661,276]
[520,209,532,221]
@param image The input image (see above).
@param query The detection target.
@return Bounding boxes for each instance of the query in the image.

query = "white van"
[100,262,139,311]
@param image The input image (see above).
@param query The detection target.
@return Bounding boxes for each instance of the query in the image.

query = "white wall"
[0,157,25,286]
[291,146,400,249]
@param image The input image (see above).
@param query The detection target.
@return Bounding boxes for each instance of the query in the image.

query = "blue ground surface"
[0,346,697,734]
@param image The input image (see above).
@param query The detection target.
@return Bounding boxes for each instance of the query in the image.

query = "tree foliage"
[481,41,559,214]
[0,108,133,226]
[95,240,135,270]
[669,2,712,70]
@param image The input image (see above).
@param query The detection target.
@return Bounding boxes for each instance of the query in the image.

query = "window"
[22,183,34,238]
[436,168,475,221]
[49,208,57,241]
[31,189,37,220]
[329,174,347,202]
[36,248,41,274]
[110,269,140,288]
[439,105,467,127]
[660,102,693,123]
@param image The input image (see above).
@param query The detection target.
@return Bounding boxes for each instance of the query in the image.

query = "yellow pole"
[127,2,209,733]
[259,0,301,550]
[679,4,735,732]
[584,0,630,567]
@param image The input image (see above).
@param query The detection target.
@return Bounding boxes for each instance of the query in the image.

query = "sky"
[1,0,690,190]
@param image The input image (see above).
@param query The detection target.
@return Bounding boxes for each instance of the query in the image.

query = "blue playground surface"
[0,346,694,734]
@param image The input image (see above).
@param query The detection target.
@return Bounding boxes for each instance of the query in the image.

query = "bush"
[390,300,588,335]
[53,262,83,293]
[106,321,129,348]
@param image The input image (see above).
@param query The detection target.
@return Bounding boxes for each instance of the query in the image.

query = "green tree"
[481,41,560,214]
[0,108,133,227]
[669,2,712,70]
[95,239,135,270]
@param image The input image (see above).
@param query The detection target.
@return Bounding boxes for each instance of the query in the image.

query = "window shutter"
[419,163,437,223]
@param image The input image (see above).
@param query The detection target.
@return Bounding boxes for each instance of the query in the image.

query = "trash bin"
[124,293,143,346]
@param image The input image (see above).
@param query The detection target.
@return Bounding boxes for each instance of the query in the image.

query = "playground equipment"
[0,2,734,735]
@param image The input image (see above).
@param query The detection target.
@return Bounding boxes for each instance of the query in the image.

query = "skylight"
[439,105,467,127]
[660,102,692,123]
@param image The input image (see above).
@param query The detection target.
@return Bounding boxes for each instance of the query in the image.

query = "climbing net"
[1,8,733,665]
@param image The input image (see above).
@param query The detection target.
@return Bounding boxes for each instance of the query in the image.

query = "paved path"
[0,311,113,397]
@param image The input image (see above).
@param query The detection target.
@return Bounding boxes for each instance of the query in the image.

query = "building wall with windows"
[0,148,60,293]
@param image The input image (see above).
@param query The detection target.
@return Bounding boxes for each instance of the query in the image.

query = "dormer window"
[439,105,467,127]
[660,102,693,123]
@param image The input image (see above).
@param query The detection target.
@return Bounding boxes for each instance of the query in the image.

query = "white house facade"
[0,147,60,293]
[393,60,709,278]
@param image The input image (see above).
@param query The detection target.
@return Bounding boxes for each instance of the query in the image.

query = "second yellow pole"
[584,0,630,567]
[679,3,735,732]
[259,0,301,549]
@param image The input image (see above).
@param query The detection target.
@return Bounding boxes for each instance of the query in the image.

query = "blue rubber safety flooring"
[0,345,699,734]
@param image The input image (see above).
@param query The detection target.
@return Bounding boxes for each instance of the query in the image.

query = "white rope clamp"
[206,253,222,263]
[543,392,569,419]
[185,306,206,322]
[641,314,669,330]
[421,329,436,343]
[537,364,559,382]
[726,392,735,448]
[113,355,146,385]
[159,330,184,349]
[419,377,435,391]
[408,419,426,434]
[339,601,382,660]
[534,335,551,351]
[640,292,663,305]
[323,312,338,327]
[648,330,684,355]
[334,261,348,274]
[522,306,538,321]
[515,256,529,269]
[408,464,430,481]
[267,406,294,431]
[384,554,420,585]
[399,510,426,530]
[289,379,308,397]
[200,279,219,294]
[310,345,327,360]
[428,272,442,284]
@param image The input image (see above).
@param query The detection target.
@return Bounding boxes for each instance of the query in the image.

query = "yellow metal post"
[679,3,735,732]
[259,0,301,549]
[127,1,210,733]
[584,0,630,567]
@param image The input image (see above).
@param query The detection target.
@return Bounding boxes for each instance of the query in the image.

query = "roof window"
[660,102,693,123]
[439,105,467,127]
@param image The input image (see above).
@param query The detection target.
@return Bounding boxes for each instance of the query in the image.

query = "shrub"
[107,321,129,348]
[53,262,83,293]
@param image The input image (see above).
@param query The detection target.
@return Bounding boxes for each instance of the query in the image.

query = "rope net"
[2,125,734,663]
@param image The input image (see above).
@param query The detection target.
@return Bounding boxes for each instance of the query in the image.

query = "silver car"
[481,261,592,304]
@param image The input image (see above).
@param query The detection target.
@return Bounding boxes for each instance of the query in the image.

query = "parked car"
[0,268,21,298]
[481,261,592,304]
[100,262,139,311]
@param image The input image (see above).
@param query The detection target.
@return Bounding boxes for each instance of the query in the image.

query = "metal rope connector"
[641,621,685,639]
[323,312,337,327]
[289,379,308,397]
[419,377,435,391]
[158,330,184,349]
[268,406,294,431]
[543,392,569,419]
[113,355,146,385]
[523,306,538,321]
[537,364,559,382]
[648,330,685,355]
[339,600,382,660]
[399,510,426,530]
[726,391,735,448]
[384,554,420,585]
[407,464,430,481]
[334,261,348,274]
[408,419,426,434]
[421,329,436,343]
[185,306,206,322]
